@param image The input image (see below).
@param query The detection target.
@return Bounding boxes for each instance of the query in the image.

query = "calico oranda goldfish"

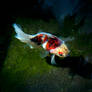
[13,23,70,65]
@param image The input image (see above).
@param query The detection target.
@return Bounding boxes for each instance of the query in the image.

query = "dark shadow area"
[55,13,87,37]
[0,16,15,71]
[8,0,54,22]
[45,55,92,79]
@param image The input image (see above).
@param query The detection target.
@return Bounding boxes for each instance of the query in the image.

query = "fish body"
[30,32,69,58]
[13,24,69,64]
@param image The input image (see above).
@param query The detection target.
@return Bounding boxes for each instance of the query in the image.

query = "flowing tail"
[12,23,33,43]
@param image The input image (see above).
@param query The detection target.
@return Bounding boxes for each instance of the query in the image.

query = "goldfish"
[12,23,70,65]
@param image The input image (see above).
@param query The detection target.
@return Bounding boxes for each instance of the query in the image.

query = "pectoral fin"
[28,44,34,49]
[24,43,34,49]
[61,37,75,42]
[40,50,49,58]
[51,54,57,65]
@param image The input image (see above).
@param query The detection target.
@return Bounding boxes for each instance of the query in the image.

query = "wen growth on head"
[12,23,70,65]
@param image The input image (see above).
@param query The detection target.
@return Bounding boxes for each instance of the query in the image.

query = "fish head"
[50,43,70,57]
[57,43,70,57]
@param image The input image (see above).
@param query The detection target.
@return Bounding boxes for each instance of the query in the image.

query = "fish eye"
[58,52,63,56]
[59,54,63,56]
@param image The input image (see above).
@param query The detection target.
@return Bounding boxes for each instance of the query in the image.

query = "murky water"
[0,17,92,92]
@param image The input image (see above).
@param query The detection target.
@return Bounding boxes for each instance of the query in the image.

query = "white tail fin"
[12,23,32,43]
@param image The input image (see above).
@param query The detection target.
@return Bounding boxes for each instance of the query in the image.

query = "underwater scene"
[0,0,92,92]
